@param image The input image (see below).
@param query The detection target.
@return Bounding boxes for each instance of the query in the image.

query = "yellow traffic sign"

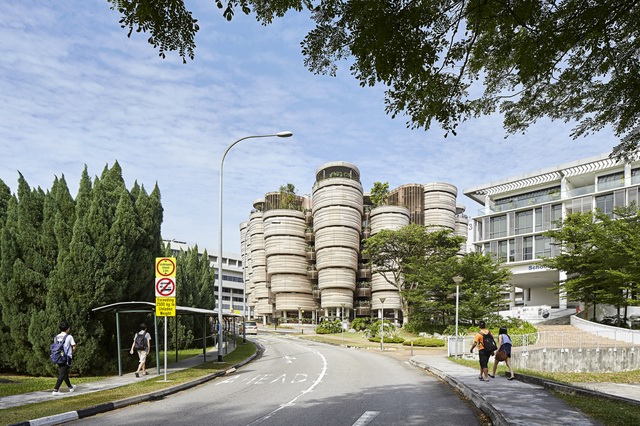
[156,257,176,278]
[156,297,176,317]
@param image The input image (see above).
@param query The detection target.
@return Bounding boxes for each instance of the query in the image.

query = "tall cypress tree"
[128,184,163,302]
[0,179,10,228]
[28,176,77,374]
[0,175,49,372]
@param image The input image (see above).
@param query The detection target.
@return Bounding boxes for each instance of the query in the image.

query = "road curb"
[409,359,509,426]
[12,345,264,426]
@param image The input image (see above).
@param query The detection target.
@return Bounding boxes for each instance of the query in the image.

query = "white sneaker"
[69,385,77,393]
[52,391,63,396]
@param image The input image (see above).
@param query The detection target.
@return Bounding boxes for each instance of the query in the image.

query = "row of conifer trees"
[0,162,174,375]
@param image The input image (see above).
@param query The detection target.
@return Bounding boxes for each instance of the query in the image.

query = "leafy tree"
[364,224,465,326]
[543,206,640,323]
[457,252,512,326]
[369,182,389,207]
[404,247,509,331]
[108,1,640,157]
[278,183,299,210]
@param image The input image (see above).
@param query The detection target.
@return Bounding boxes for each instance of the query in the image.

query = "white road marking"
[284,355,296,363]
[247,344,328,425]
[352,411,380,426]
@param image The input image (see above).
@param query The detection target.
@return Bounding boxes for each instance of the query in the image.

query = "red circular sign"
[156,278,176,297]
[156,258,176,277]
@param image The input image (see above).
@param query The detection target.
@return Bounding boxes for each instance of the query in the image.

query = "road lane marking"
[353,411,380,426]
[247,345,328,425]
[284,355,296,363]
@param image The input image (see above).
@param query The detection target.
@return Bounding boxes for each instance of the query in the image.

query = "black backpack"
[482,331,498,353]
[50,334,69,365]
[134,332,147,350]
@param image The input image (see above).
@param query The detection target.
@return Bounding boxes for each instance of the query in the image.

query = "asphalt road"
[72,334,481,426]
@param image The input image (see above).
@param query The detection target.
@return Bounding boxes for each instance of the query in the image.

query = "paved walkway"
[410,353,640,426]
[0,345,232,411]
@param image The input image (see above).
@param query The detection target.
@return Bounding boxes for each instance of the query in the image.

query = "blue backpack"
[50,334,69,365]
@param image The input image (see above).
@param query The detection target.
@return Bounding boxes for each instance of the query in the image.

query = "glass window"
[508,239,515,262]
[523,237,533,260]
[598,171,624,191]
[596,193,615,217]
[550,204,562,226]
[535,208,542,232]
[497,240,508,262]
[490,215,507,238]
[515,210,533,235]
[535,236,552,259]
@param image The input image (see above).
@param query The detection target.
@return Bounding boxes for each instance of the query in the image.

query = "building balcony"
[307,269,318,280]
[356,287,371,298]
[306,251,316,261]
[305,231,315,242]
[357,267,371,279]
[355,306,371,316]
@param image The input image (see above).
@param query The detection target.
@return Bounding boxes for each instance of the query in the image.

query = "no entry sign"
[155,277,176,297]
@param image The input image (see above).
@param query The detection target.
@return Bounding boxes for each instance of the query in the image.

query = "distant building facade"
[240,161,467,325]
[464,153,639,319]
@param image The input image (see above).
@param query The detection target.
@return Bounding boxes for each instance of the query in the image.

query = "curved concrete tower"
[263,208,314,315]
[312,162,363,315]
[369,205,410,315]
[248,199,271,317]
[423,182,457,230]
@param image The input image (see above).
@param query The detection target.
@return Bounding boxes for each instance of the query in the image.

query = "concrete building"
[240,161,467,325]
[464,153,638,321]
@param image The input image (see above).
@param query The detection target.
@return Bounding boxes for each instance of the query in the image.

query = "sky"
[0,1,616,255]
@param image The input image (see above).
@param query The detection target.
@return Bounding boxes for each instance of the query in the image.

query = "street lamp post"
[241,234,247,344]
[453,276,463,356]
[379,297,386,351]
[217,131,293,362]
[341,303,345,342]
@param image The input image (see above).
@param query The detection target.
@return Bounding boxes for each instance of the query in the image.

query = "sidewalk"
[0,346,234,412]
[410,354,639,426]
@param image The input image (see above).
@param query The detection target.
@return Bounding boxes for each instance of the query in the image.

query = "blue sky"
[0,1,615,254]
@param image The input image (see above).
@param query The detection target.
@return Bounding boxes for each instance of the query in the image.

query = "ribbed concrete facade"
[240,162,465,325]
[369,206,410,313]
[248,200,271,316]
[263,209,315,312]
[313,162,363,313]
[423,182,458,230]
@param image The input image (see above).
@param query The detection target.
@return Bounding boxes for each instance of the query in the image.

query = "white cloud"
[0,1,613,254]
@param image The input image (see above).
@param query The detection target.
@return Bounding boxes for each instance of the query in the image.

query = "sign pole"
[164,316,168,382]
[155,257,177,383]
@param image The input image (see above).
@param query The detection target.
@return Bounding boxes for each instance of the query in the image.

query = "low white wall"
[572,316,640,344]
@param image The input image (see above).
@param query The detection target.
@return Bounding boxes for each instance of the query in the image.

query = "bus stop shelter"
[92,301,241,376]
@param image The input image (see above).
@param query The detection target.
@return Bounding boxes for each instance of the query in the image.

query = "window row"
[476,204,562,240]
[478,235,557,263]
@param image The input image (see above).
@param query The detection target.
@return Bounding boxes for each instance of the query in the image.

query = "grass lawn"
[0,339,256,425]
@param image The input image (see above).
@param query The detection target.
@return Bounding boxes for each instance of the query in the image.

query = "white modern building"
[464,153,639,320]
[164,239,246,315]
[241,161,468,325]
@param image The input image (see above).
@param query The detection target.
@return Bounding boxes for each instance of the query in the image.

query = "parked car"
[240,321,258,335]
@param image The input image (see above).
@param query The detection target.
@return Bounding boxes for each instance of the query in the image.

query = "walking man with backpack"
[130,323,151,378]
[469,320,497,382]
[51,321,77,395]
